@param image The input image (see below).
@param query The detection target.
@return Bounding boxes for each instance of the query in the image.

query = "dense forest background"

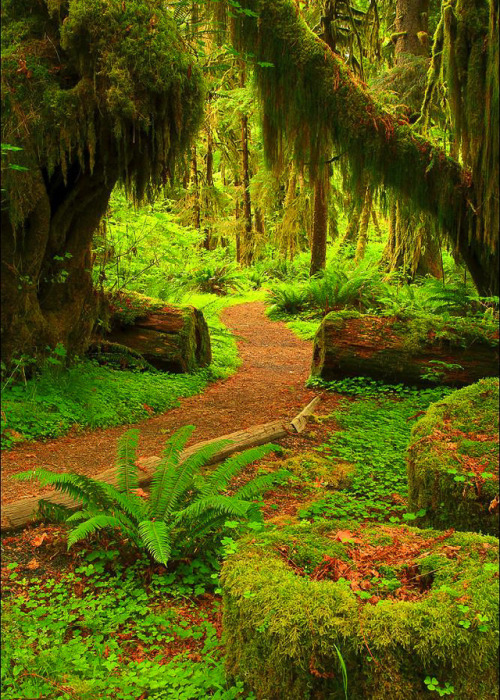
[1,0,499,370]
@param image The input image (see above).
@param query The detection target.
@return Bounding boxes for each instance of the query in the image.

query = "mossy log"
[311,311,499,387]
[407,378,499,535]
[221,521,499,700]
[96,305,211,373]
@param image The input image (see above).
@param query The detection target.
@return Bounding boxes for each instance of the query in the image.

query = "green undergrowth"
[0,293,262,449]
[299,379,453,524]
[1,544,254,700]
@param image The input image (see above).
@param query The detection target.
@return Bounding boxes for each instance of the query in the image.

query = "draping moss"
[407,378,499,535]
[221,521,499,699]
[1,0,204,227]
[228,0,498,294]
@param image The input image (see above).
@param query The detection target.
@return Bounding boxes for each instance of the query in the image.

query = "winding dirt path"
[1,302,328,505]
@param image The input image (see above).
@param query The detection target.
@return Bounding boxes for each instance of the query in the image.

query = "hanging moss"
[1,0,205,226]
[228,0,498,295]
[407,378,499,535]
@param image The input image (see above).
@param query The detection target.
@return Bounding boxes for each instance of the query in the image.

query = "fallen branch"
[2,397,322,532]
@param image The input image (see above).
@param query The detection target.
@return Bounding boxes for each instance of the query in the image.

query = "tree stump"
[93,295,211,373]
[407,378,499,535]
[221,521,499,700]
[311,311,499,386]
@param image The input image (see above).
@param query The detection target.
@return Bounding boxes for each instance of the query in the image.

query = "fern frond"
[36,499,74,524]
[116,429,140,494]
[100,483,147,524]
[175,495,252,525]
[151,433,230,519]
[14,469,92,505]
[233,469,291,501]
[66,515,126,549]
[201,444,280,497]
[66,508,98,523]
[138,520,172,566]
[149,425,196,516]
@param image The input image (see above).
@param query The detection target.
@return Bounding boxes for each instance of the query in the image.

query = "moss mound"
[407,378,499,535]
[221,521,499,700]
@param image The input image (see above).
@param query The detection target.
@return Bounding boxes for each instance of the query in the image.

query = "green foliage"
[267,263,385,316]
[299,383,451,524]
[15,427,289,565]
[189,263,245,296]
[1,553,255,699]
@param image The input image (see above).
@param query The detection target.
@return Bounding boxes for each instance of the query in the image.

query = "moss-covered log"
[100,306,211,373]
[407,378,499,535]
[311,310,498,387]
[221,521,499,700]
[229,0,498,295]
[89,291,211,373]
[1,0,204,365]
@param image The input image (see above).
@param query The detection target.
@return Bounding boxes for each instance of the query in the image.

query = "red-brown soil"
[1,302,339,505]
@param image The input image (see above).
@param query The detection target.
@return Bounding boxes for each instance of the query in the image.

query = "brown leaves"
[31,532,49,547]
[27,558,39,570]
[334,529,363,544]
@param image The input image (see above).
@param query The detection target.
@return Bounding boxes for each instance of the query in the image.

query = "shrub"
[221,521,499,700]
[188,263,245,295]
[407,378,499,535]
[16,426,290,565]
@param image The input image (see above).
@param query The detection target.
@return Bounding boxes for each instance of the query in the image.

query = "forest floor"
[1,301,341,506]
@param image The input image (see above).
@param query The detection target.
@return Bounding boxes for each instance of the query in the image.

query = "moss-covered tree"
[1,0,204,365]
[228,0,499,295]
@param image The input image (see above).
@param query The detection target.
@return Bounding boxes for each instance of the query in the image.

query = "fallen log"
[311,311,499,387]
[1,420,289,532]
[92,292,211,373]
[291,396,321,433]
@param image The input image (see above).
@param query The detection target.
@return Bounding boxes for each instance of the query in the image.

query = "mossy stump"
[407,378,499,536]
[221,521,499,700]
[93,292,211,373]
[311,311,499,387]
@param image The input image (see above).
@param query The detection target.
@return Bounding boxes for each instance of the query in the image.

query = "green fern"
[116,428,139,494]
[138,520,171,566]
[16,425,288,566]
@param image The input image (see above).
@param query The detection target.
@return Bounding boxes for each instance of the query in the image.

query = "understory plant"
[16,426,289,566]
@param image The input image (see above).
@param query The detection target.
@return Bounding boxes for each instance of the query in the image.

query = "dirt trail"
[1,302,324,504]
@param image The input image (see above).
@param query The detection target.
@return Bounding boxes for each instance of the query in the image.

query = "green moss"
[221,521,499,700]
[1,0,204,226]
[407,378,499,535]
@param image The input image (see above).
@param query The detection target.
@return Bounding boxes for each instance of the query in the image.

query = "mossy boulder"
[407,378,499,535]
[221,521,499,700]
[311,311,499,386]
[92,291,211,373]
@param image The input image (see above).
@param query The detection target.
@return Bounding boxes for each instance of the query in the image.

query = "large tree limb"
[230,0,497,294]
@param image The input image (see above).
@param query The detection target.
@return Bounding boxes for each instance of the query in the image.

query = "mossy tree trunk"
[1,157,116,365]
[354,185,373,263]
[229,0,498,295]
[309,175,328,276]
[240,66,254,266]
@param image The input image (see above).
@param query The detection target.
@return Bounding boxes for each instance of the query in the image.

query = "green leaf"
[138,520,172,566]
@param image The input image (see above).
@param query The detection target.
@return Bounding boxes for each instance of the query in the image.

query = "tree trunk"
[234,174,242,263]
[309,176,328,276]
[240,67,253,266]
[1,158,115,366]
[354,186,373,263]
[192,146,202,232]
[394,0,430,58]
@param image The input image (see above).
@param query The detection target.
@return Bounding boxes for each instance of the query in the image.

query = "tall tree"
[1,0,203,365]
